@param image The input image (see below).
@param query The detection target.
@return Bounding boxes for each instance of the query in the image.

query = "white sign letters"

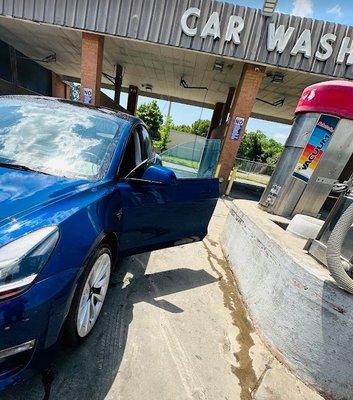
[181,7,353,66]
[181,7,244,44]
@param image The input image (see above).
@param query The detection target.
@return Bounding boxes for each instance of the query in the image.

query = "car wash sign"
[293,115,340,183]
[181,8,353,67]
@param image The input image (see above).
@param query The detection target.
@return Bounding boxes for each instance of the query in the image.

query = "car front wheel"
[66,246,112,344]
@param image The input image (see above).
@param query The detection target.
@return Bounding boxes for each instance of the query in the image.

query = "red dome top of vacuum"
[295,80,353,120]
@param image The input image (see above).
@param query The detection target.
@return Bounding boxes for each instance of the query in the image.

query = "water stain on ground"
[203,238,258,400]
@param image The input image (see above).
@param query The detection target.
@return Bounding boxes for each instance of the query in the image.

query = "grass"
[236,171,270,186]
[162,155,199,169]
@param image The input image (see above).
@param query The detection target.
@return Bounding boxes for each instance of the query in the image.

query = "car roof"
[0,95,140,125]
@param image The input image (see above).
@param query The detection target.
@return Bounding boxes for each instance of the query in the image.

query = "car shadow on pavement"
[2,252,217,400]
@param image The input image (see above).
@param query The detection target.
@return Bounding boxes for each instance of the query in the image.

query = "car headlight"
[0,226,59,300]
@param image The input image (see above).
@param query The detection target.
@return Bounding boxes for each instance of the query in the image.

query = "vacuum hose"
[326,202,353,294]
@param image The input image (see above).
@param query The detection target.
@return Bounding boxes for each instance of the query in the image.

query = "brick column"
[220,87,235,125]
[65,83,71,100]
[52,72,66,98]
[80,32,104,106]
[207,102,224,138]
[218,64,265,194]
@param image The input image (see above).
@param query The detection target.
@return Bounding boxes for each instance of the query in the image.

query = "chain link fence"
[235,158,272,185]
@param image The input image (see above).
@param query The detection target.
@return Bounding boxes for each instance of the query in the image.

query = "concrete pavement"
[2,200,322,400]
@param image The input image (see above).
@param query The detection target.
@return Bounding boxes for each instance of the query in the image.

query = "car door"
[117,125,219,256]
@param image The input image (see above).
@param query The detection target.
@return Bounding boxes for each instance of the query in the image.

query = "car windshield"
[0,98,128,180]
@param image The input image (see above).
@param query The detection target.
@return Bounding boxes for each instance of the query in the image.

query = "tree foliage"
[172,120,210,136]
[190,119,210,137]
[136,101,163,140]
[155,116,173,152]
[172,123,191,133]
[238,130,284,167]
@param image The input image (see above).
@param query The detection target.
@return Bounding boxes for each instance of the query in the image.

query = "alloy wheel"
[76,252,111,337]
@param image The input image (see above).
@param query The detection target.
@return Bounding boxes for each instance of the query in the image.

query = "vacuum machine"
[260,81,353,219]
[260,80,353,294]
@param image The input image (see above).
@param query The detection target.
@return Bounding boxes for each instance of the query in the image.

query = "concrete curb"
[221,200,353,400]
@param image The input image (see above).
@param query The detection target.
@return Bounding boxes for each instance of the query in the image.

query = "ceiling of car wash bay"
[0,15,331,124]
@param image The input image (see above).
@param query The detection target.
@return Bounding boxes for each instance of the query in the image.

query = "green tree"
[155,116,173,152]
[262,138,284,163]
[238,130,267,161]
[190,119,210,136]
[136,101,163,140]
[238,130,284,166]
[172,123,191,133]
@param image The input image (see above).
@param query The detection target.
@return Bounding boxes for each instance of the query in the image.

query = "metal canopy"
[0,0,348,123]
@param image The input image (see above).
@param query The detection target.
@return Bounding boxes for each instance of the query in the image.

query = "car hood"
[0,167,93,226]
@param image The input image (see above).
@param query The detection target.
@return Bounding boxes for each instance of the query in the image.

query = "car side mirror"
[141,165,177,185]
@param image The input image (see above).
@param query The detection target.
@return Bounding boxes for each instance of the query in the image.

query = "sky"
[228,0,352,25]
[103,0,351,145]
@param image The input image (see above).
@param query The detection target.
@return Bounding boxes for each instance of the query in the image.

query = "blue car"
[0,96,218,390]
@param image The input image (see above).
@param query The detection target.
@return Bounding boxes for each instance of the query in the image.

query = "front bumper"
[0,340,35,361]
[0,268,78,390]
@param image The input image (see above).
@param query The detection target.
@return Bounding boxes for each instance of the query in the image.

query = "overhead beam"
[127,85,139,115]
[114,64,123,105]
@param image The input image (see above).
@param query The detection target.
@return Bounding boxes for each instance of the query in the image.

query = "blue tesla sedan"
[0,96,218,390]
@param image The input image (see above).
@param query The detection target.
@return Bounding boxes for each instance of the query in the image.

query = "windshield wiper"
[0,162,52,176]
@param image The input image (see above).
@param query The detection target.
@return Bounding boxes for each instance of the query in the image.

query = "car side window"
[118,129,142,178]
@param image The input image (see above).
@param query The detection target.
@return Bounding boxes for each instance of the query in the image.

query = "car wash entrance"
[0,0,353,193]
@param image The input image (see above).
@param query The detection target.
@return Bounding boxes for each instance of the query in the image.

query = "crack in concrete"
[202,238,257,400]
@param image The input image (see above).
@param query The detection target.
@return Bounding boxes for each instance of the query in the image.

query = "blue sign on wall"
[230,117,245,141]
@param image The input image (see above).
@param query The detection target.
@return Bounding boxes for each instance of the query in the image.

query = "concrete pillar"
[80,32,104,106]
[207,102,224,139]
[52,72,66,98]
[114,64,123,105]
[127,85,139,115]
[220,87,235,125]
[218,64,265,194]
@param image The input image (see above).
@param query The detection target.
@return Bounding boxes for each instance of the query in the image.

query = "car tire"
[65,245,112,346]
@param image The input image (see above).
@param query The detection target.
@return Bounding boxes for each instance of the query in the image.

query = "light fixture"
[262,0,278,17]
[267,72,285,83]
[142,84,153,93]
[213,61,224,72]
